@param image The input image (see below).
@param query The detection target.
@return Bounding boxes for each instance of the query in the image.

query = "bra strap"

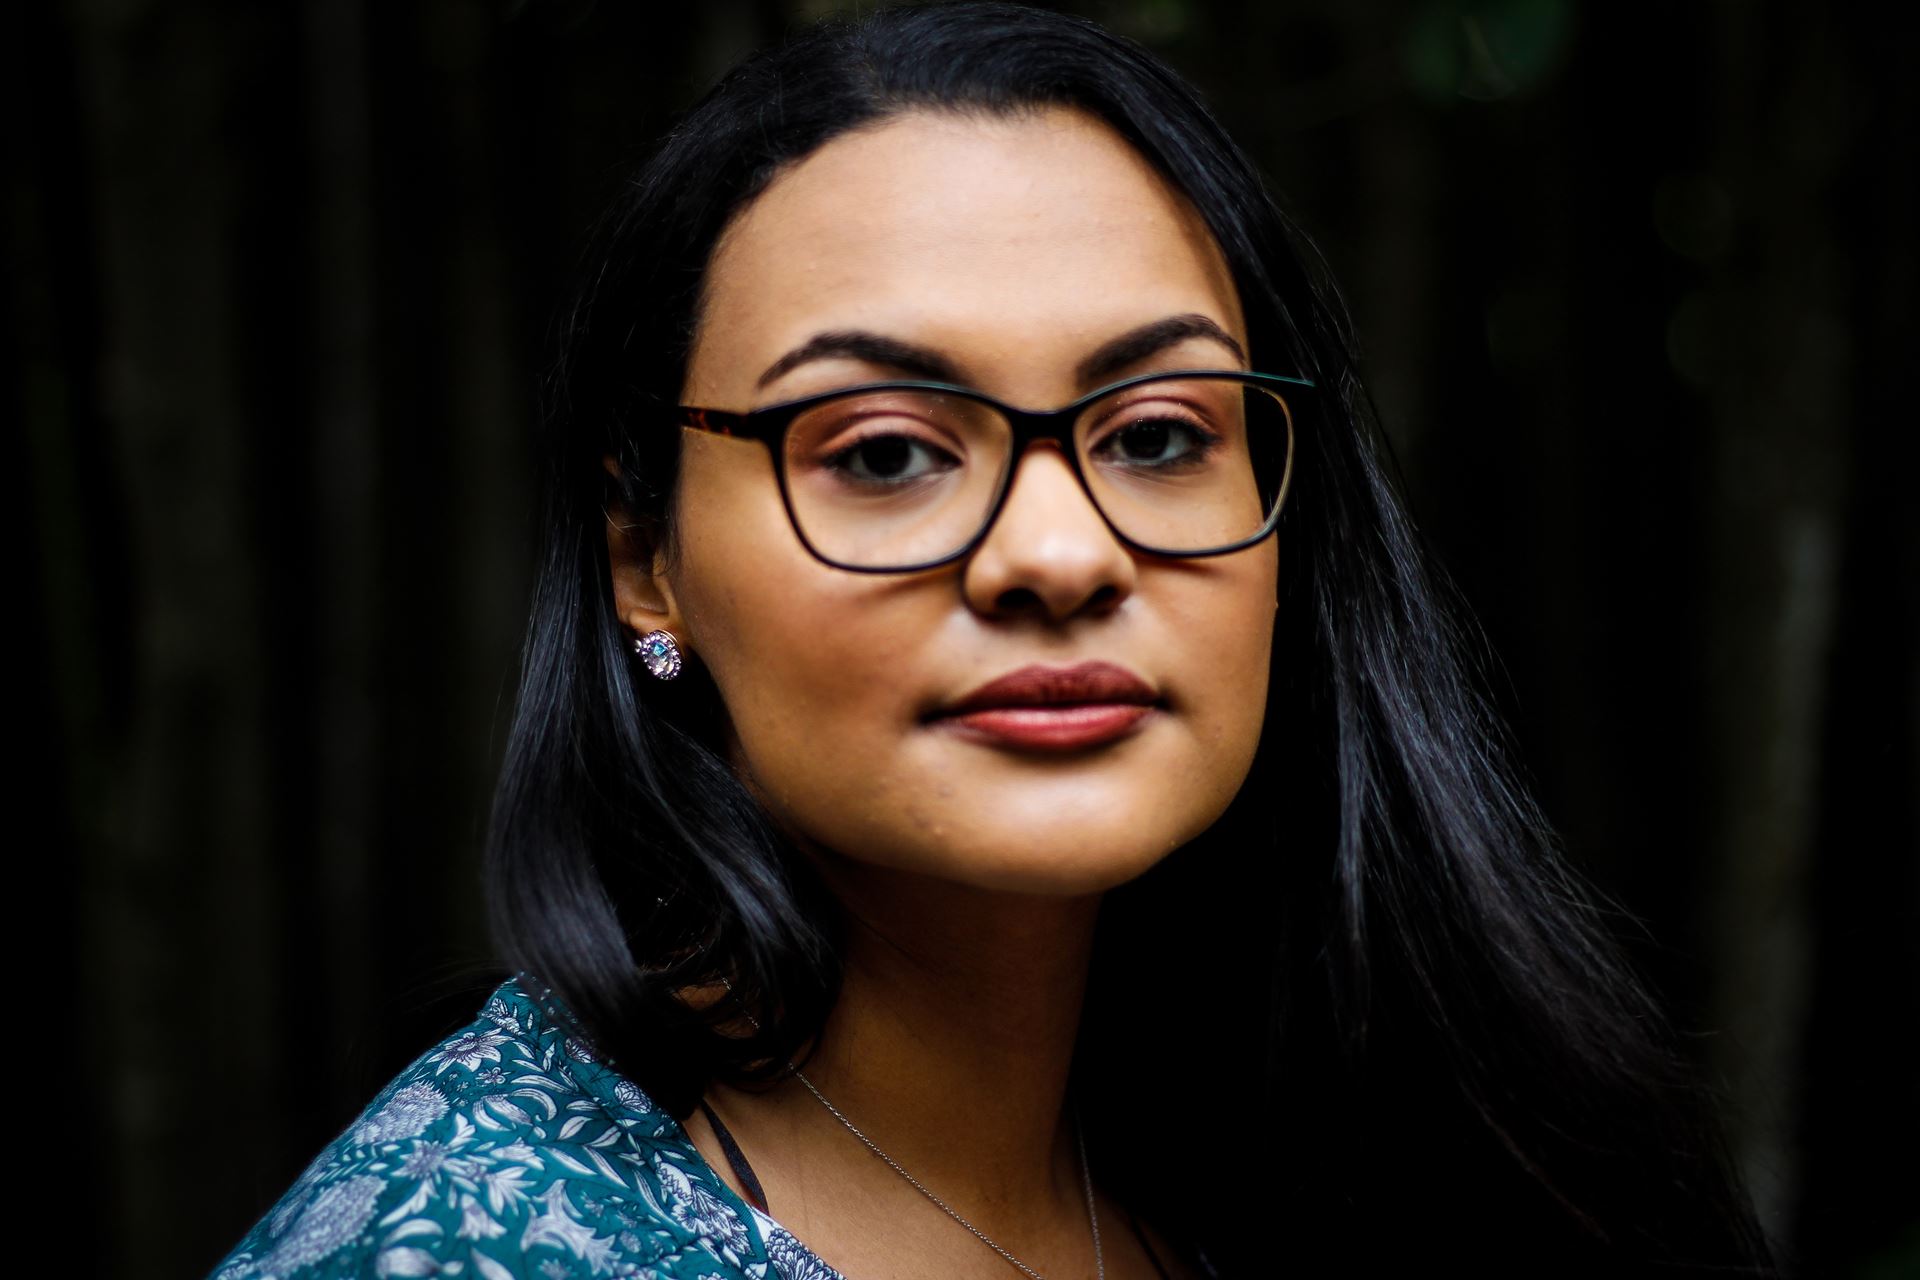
[698,1098,771,1214]
[1125,1203,1176,1280]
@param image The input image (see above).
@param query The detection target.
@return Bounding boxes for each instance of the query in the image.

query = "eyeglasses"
[676,368,1310,573]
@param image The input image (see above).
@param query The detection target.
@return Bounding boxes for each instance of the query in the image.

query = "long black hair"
[485,2,1774,1272]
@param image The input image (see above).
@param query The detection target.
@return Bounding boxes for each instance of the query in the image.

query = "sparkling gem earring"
[632,629,683,681]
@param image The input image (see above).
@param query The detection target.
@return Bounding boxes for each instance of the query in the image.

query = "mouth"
[926,661,1162,752]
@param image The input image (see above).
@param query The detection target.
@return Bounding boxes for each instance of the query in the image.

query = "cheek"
[670,463,927,812]
[1156,547,1278,822]
[706,600,945,864]
[716,613,927,796]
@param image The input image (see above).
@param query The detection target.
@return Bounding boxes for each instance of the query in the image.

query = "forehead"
[685,105,1247,402]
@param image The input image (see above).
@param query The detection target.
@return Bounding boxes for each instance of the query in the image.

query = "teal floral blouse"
[209,974,1207,1279]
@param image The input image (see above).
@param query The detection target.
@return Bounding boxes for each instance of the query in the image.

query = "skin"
[606,105,1277,1280]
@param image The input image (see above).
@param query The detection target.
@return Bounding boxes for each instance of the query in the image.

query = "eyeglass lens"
[779,375,1292,568]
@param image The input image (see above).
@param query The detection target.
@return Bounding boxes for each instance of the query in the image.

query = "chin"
[921,833,1177,897]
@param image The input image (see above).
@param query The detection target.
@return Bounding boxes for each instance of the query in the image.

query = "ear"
[603,454,691,652]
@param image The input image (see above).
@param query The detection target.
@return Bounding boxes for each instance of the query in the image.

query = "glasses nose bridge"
[1002,399,1084,449]
[971,400,1115,552]
[997,399,1097,491]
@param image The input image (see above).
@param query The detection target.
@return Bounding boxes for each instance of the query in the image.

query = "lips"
[928,661,1160,752]
[933,660,1159,718]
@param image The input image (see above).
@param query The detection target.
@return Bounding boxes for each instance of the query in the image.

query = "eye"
[1090,415,1221,470]
[821,431,964,487]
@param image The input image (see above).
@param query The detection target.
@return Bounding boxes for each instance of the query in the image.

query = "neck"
[713,855,1105,1243]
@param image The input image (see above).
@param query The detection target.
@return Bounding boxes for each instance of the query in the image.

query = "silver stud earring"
[632,629,684,681]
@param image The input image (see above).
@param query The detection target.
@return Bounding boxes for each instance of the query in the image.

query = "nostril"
[988,579,1124,621]
[993,585,1045,614]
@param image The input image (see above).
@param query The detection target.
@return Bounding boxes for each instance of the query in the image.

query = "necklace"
[718,978,1105,1280]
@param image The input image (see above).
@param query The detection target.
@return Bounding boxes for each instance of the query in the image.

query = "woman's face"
[611,105,1277,897]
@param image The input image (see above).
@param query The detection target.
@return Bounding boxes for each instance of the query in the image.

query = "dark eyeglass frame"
[675,367,1313,574]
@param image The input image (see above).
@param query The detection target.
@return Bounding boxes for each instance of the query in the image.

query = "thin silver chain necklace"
[719,977,1105,1280]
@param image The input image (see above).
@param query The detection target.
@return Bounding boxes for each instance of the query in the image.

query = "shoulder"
[208,975,773,1280]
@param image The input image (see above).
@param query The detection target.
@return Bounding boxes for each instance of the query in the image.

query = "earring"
[632,629,684,681]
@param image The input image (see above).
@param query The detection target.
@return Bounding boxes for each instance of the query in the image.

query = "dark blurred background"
[12,0,1914,1275]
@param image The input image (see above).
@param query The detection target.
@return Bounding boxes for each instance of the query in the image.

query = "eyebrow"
[753,313,1248,393]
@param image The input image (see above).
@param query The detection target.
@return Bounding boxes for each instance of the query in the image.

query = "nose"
[960,440,1137,622]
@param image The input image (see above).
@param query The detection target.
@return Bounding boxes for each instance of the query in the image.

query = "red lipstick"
[930,661,1160,752]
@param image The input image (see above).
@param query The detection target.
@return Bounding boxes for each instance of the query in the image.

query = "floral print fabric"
[209,974,842,1280]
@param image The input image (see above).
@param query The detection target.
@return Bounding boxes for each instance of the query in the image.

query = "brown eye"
[821,432,964,487]
[1091,415,1220,471]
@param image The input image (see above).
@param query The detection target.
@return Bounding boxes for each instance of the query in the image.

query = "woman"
[212,3,1775,1277]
